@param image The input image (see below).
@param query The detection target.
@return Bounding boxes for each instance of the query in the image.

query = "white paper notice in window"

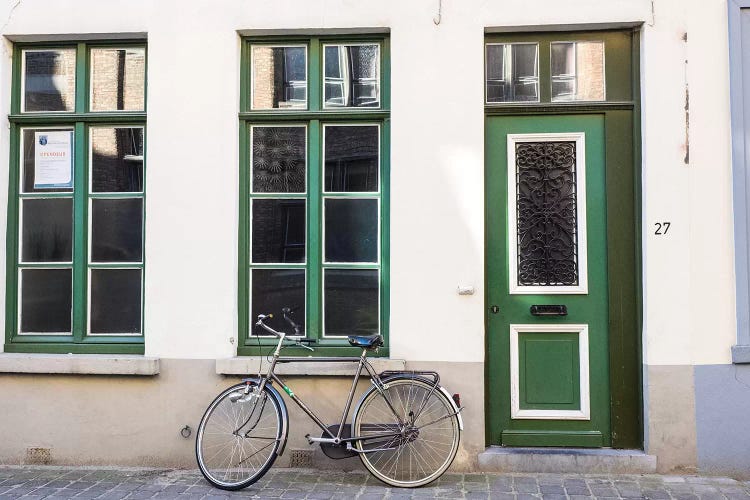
[34,131,73,189]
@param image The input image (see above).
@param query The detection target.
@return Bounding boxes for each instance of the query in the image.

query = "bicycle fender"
[241,377,290,456]
[355,375,464,431]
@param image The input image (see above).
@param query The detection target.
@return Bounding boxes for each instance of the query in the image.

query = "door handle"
[530,305,567,316]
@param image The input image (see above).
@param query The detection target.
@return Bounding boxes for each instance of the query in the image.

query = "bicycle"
[195,308,463,490]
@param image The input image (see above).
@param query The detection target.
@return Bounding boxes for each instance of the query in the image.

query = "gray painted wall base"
[478,447,657,474]
[694,364,750,479]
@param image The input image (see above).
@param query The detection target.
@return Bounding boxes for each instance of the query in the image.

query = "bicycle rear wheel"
[352,377,460,487]
[196,382,282,490]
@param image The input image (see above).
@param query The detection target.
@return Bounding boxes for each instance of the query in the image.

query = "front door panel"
[486,114,610,447]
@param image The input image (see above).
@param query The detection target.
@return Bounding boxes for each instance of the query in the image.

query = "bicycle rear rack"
[378,370,441,387]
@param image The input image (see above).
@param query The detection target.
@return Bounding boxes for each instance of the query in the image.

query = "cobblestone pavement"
[0,467,749,500]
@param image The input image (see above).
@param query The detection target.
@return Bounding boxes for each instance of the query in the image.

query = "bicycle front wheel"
[196,382,283,490]
[352,377,460,487]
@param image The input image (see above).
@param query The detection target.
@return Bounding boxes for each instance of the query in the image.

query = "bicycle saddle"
[347,334,384,349]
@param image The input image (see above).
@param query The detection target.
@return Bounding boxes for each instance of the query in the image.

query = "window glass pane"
[91,198,143,262]
[324,125,378,192]
[23,49,76,112]
[91,127,144,192]
[90,47,146,111]
[251,269,305,336]
[324,44,380,108]
[252,199,306,263]
[90,269,142,334]
[325,198,378,263]
[251,46,307,110]
[324,269,378,336]
[551,41,605,102]
[485,43,539,103]
[22,128,74,193]
[251,126,306,193]
[20,268,72,333]
[22,198,73,262]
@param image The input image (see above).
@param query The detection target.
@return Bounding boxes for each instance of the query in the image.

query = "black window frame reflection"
[20,48,77,114]
[250,44,309,111]
[484,42,540,104]
[89,125,145,194]
[322,123,380,193]
[323,43,381,109]
[88,46,147,113]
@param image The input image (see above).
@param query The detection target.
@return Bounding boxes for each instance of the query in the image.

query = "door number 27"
[654,222,671,235]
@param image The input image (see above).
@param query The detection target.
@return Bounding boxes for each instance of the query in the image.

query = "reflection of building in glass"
[24,50,76,111]
[252,47,306,109]
[324,45,379,107]
[90,48,146,111]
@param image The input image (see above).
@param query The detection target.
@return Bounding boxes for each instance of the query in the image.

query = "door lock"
[490,305,500,314]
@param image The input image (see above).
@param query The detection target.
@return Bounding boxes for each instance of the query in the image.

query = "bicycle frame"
[246,324,407,451]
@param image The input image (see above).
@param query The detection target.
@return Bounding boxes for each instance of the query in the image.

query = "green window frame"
[5,41,147,354]
[239,35,390,356]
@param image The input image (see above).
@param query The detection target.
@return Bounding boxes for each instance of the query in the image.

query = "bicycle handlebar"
[256,311,315,349]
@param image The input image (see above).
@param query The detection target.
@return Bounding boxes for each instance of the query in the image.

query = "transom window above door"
[484,33,623,104]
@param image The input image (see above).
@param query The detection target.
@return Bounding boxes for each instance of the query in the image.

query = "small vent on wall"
[289,449,313,468]
[26,447,51,465]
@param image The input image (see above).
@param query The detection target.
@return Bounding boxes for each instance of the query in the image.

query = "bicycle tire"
[196,382,283,490]
[352,376,461,488]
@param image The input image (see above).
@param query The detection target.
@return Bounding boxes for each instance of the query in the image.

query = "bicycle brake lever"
[295,341,314,352]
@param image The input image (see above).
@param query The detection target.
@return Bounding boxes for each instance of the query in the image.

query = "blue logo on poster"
[39,136,47,146]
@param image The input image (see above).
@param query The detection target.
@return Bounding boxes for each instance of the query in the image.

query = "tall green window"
[239,36,390,356]
[5,42,147,354]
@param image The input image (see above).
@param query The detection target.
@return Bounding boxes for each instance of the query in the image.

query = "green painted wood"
[309,38,321,111]
[484,30,634,102]
[238,35,390,356]
[4,123,20,344]
[606,107,641,448]
[501,430,603,447]
[484,29,641,449]
[5,41,148,353]
[73,122,86,341]
[486,114,610,447]
[519,333,579,410]
[239,111,389,121]
[309,119,322,339]
[9,113,147,124]
[3,343,144,354]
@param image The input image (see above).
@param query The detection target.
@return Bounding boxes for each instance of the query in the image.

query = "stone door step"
[478,446,657,474]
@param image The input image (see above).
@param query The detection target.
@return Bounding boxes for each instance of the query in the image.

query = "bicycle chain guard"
[320,424,358,459]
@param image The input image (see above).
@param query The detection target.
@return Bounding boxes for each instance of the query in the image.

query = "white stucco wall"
[0,0,738,367]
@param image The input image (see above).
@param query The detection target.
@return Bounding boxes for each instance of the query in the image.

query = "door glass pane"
[251,269,305,336]
[22,198,73,262]
[91,127,144,192]
[515,141,578,286]
[485,44,539,103]
[252,199,306,263]
[251,126,306,193]
[90,47,146,111]
[324,269,378,336]
[20,268,72,333]
[91,198,143,262]
[251,46,307,110]
[324,125,378,192]
[551,41,605,102]
[90,269,142,334]
[22,129,74,193]
[23,49,76,112]
[324,198,378,263]
[324,44,380,108]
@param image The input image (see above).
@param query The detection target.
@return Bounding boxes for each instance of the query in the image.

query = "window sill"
[732,345,750,364]
[216,356,405,376]
[0,353,159,375]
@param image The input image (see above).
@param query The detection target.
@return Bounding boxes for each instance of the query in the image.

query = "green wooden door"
[485,114,611,447]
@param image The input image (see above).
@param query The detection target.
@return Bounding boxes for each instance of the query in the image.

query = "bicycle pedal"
[305,433,313,445]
